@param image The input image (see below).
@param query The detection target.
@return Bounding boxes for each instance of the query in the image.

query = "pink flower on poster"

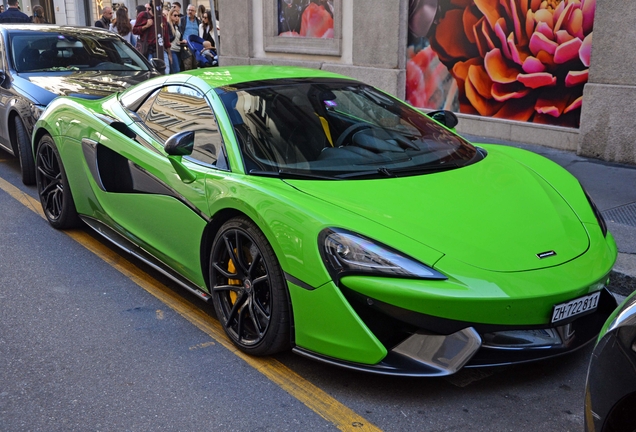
[408,0,595,127]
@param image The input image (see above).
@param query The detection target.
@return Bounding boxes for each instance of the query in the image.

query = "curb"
[608,253,636,297]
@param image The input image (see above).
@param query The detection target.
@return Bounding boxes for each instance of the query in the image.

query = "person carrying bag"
[132,9,152,57]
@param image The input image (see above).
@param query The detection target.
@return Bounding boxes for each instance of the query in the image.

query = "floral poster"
[278,0,334,38]
[406,0,595,128]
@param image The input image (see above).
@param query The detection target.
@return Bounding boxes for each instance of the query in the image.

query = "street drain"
[602,202,636,227]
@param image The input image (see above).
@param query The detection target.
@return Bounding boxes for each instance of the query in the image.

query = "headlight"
[583,188,608,237]
[319,228,446,282]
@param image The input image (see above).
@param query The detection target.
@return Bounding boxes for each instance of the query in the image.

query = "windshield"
[218,79,480,179]
[10,30,149,73]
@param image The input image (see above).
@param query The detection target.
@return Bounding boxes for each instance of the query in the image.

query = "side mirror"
[165,131,194,156]
[426,110,459,129]
[150,58,166,75]
[165,131,196,183]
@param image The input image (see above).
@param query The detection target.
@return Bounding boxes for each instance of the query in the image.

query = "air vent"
[602,203,636,227]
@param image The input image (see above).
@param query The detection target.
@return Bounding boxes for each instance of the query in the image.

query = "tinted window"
[143,85,228,169]
[219,80,479,179]
[10,30,149,73]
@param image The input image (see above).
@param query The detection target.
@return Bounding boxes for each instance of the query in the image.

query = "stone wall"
[578,0,636,164]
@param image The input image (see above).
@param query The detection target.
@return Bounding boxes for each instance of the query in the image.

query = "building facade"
[219,0,636,165]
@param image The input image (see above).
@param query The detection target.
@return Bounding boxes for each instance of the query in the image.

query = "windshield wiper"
[249,169,339,180]
[337,161,463,179]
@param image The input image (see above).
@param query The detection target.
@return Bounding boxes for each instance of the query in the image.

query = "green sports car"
[32,66,617,376]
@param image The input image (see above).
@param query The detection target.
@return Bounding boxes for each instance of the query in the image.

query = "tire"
[209,217,291,356]
[35,135,81,229]
[15,116,36,185]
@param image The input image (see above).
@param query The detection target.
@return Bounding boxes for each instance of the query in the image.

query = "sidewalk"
[464,134,636,297]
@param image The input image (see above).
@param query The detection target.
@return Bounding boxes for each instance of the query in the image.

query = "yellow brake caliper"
[227,257,241,304]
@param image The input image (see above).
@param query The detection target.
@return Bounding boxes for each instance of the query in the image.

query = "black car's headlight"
[583,188,608,237]
[319,228,447,283]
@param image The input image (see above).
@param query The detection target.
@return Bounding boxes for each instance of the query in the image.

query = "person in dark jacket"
[133,2,171,73]
[0,0,30,23]
[94,6,113,28]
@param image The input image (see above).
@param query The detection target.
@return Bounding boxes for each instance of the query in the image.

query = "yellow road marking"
[0,175,381,432]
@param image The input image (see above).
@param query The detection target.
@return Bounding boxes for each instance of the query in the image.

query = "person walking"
[109,7,133,44]
[0,0,30,23]
[94,6,113,28]
[167,7,183,74]
[30,5,48,23]
[133,2,171,74]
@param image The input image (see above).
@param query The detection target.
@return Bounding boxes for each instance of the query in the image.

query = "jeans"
[170,51,180,73]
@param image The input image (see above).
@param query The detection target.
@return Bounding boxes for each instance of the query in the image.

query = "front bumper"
[294,287,617,377]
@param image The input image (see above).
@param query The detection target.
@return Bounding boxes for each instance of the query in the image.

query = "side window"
[136,89,160,122]
[143,85,228,169]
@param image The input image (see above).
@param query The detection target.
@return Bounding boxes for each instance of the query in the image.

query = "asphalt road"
[0,147,608,432]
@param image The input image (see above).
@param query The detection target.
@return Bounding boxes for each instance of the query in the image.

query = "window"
[142,85,228,169]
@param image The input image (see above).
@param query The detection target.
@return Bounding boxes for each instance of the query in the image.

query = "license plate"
[551,291,601,324]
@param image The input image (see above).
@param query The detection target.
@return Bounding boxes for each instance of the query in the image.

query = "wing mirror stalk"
[168,156,197,183]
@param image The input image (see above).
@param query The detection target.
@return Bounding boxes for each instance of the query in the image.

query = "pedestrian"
[167,7,182,73]
[133,1,172,74]
[130,4,146,26]
[199,9,215,48]
[197,4,206,21]
[94,6,113,28]
[200,40,216,65]
[110,7,133,44]
[0,0,30,23]
[172,2,182,17]
[30,5,48,23]
[179,4,200,42]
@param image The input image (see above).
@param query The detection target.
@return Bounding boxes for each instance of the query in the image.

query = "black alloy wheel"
[210,217,291,356]
[15,116,36,185]
[35,135,81,229]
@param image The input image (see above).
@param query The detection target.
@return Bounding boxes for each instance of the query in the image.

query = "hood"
[285,149,589,272]
[13,70,158,105]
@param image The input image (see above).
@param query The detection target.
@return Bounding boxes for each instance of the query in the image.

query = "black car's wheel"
[15,116,36,185]
[35,135,81,229]
[210,217,291,356]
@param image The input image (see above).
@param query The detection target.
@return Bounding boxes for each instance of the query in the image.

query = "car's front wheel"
[15,116,36,185]
[35,135,81,229]
[209,217,291,356]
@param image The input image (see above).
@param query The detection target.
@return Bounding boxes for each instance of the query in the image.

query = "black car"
[0,24,162,185]
[585,289,636,432]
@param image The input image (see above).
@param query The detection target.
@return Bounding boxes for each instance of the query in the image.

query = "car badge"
[537,250,557,259]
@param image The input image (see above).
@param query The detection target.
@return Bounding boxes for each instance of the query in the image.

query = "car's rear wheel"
[209,217,291,356]
[35,135,81,229]
[15,116,36,185]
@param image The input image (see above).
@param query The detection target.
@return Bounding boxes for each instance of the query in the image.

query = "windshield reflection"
[10,30,148,73]
[219,80,480,179]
